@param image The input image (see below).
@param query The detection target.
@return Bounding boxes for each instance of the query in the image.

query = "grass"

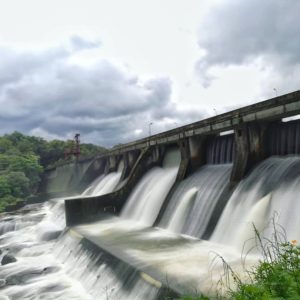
[179,222,300,300]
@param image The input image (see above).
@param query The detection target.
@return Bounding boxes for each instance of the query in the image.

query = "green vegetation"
[180,225,300,300]
[229,240,300,300]
[0,131,106,212]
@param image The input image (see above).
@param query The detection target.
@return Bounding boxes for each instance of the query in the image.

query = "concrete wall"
[65,145,172,225]
[57,90,300,225]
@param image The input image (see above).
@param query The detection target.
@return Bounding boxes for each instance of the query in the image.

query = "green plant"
[180,222,300,300]
[230,240,300,299]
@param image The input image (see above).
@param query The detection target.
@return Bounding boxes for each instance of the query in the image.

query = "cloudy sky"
[0,0,299,147]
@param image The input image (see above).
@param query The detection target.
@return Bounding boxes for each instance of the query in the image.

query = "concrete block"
[167,135,178,142]
[285,101,300,112]
[194,125,211,135]
[212,120,231,131]
[232,117,241,125]
[256,106,284,120]
[185,130,194,137]
[243,113,256,122]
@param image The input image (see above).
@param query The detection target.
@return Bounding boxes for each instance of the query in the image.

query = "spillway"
[74,154,300,297]
[1,116,300,299]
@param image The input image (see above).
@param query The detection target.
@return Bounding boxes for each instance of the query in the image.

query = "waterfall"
[211,156,300,249]
[82,160,124,196]
[121,148,180,226]
[0,158,168,300]
[166,187,198,233]
[160,164,232,238]
[1,131,300,298]
[0,202,163,299]
[74,155,300,297]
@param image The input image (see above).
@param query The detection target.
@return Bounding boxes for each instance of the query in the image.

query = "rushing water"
[0,200,164,300]
[75,155,300,297]
[160,164,232,238]
[1,151,300,298]
[82,160,124,196]
[121,148,180,226]
[211,156,300,250]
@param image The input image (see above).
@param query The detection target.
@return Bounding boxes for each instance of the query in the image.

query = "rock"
[1,254,17,265]
[0,278,6,287]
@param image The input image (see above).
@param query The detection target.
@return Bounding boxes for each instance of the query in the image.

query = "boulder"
[1,254,17,265]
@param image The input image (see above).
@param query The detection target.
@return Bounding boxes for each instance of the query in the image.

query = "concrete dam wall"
[13,89,299,299]
[59,90,300,226]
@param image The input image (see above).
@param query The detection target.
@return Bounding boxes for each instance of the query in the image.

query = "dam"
[0,90,300,299]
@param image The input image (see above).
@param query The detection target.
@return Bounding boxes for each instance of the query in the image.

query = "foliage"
[0,131,106,212]
[229,240,300,300]
[180,223,300,300]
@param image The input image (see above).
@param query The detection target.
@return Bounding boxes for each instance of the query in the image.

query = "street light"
[148,122,153,136]
[273,88,278,97]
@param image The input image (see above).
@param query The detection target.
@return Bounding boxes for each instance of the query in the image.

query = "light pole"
[273,88,278,97]
[148,122,153,137]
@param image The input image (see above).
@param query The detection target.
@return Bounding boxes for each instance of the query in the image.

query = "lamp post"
[148,122,153,136]
[273,88,278,97]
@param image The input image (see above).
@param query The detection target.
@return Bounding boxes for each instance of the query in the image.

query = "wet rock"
[1,254,17,265]
[0,278,6,287]
[5,275,21,285]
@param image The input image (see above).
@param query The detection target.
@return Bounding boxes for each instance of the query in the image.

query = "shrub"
[230,241,300,299]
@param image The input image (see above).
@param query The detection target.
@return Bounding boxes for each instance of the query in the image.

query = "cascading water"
[75,155,300,297]
[210,156,300,250]
[121,148,180,226]
[0,164,166,299]
[82,160,124,196]
[160,164,232,238]
[0,200,164,299]
[1,126,300,298]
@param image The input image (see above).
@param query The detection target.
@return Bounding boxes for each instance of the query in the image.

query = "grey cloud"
[196,0,300,87]
[0,38,204,147]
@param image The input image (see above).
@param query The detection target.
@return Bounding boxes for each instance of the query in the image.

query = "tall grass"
[180,221,300,299]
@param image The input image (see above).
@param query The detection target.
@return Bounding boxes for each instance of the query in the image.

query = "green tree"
[0,175,10,197]
[6,171,30,198]
[0,131,106,212]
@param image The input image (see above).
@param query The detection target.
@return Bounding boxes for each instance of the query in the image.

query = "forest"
[0,131,106,212]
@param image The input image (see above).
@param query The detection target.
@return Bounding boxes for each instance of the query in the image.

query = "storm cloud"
[0,37,203,147]
[196,0,300,90]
